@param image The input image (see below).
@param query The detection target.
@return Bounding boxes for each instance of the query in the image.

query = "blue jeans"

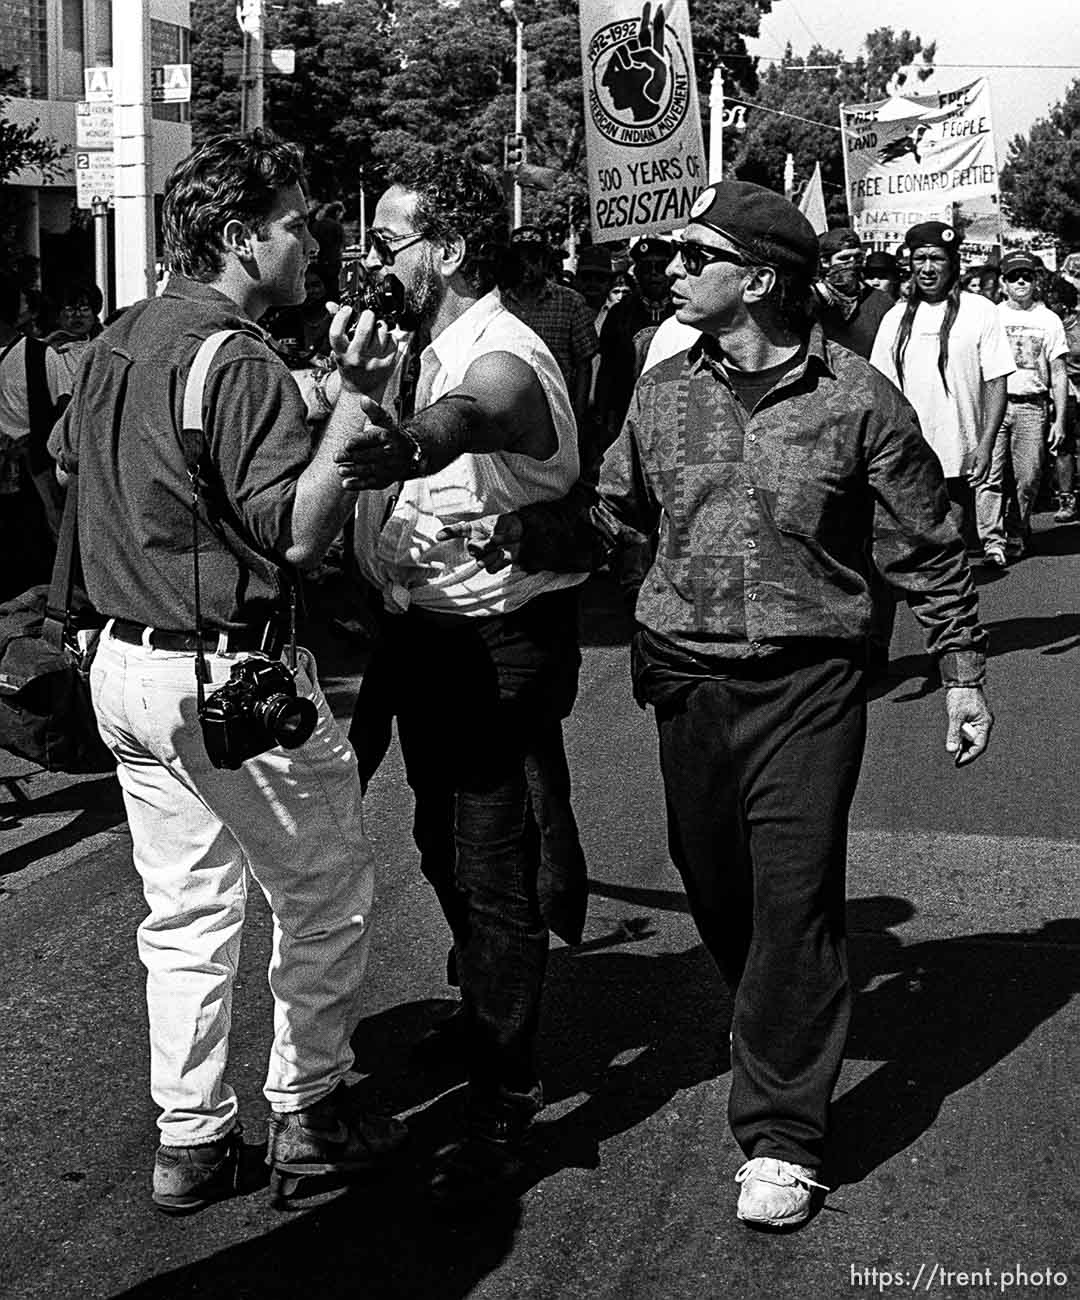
[351,590,580,1102]
[976,397,1048,548]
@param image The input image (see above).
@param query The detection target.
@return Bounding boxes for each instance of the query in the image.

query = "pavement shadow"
[981,612,1080,657]
[829,895,1080,1186]
[0,773,124,878]
[109,893,729,1300]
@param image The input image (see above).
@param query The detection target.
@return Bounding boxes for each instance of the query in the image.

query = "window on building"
[59,0,86,98]
[92,0,111,64]
[151,18,190,124]
[0,0,50,98]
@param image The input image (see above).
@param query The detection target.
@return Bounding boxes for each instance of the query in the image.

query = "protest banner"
[841,77,999,250]
[579,0,707,244]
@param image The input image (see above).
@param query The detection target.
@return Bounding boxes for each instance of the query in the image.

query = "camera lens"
[261,695,318,749]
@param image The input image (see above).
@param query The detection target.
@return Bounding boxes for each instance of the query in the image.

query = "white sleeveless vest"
[353,290,586,615]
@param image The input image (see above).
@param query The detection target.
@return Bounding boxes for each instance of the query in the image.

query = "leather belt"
[109,618,283,656]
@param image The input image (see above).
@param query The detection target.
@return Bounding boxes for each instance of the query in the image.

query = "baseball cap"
[999,250,1042,277]
[863,250,899,277]
[510,225,548,247]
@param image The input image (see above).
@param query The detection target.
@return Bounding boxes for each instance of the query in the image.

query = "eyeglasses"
[677,239,754,277]
[1003,271,1034,283]
[365,229,426,266]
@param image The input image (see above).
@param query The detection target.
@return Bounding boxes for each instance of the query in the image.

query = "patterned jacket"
[517,325,986,686]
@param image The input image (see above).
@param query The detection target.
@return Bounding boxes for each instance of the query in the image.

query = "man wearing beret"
[871,221,1014,566]
[813,227,895,358]
[445,182,994,1229]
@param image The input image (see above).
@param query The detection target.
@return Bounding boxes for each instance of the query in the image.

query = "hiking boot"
[429,1084,542,1209]
[266,1083,408,1204]
[1054,493,1077,523]
[735,1157,828,1230]
[152,1125,242,1215]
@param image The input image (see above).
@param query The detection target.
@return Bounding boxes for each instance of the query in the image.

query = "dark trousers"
[351,590,580,1103]
[655,651,866,1169]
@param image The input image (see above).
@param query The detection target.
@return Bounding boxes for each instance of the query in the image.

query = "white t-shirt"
[0,335,71,444]
[870,292,1014,478]
[997,300,1068,398]
[641,315,701,373]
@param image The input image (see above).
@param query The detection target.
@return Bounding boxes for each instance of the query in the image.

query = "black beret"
[631,237,674,263]
[904,221,960,258]
[687,182,819,277]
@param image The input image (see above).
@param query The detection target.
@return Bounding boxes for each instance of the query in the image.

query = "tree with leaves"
[189,0,777,237]
[731,28,936,223]
[0,66,63,277]
[1000,78,1080,245]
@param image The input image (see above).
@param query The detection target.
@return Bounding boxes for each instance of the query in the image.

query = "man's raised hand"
[328,302,399,397]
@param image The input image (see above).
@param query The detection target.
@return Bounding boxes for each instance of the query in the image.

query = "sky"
[746,0,1080,162]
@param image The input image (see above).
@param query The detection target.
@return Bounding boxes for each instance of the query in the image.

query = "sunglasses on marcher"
[1003,271,1034,283]
[677,239,755,277]
[365,229,426,266]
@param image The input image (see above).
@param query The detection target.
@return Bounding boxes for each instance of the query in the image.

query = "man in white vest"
[337,153,586,1205]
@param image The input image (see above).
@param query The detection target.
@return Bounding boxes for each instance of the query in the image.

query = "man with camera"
[51,130,408,1214]
[334,152,585,1204]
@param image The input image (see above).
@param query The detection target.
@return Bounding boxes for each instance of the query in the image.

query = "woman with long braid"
[871,221,1013,566]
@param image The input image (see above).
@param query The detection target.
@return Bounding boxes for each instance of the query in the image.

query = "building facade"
[1,0,191,301]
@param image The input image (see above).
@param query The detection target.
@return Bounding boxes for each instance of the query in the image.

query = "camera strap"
[180,329,300,707]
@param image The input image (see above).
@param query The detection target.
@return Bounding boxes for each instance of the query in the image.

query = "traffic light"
[504,132,526,169]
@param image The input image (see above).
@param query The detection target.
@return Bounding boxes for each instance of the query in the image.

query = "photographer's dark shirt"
[51,276,311,632]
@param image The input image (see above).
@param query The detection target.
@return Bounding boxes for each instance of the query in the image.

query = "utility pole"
[500,0,525,227]
[112,0,154,306]
[238,0,265,131]
[92,199,110,319]
[708,66,724,182]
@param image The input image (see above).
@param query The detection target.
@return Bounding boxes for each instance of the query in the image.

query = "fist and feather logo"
[588,2,691,146]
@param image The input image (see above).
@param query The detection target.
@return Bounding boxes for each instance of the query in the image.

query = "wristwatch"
[398,424,429,477]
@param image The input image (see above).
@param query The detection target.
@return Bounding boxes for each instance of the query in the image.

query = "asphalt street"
[0,514,1077,1300]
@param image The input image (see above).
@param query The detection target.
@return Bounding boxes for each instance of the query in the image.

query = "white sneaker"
[735,1157,828,1229]
[984,543,1007,568]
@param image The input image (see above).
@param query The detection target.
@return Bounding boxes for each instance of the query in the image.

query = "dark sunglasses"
[365,229,425,266]
[1003,270,1035,283]
[677,239,754,277]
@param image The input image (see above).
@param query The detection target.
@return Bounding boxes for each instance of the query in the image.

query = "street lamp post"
[500,0,524,228]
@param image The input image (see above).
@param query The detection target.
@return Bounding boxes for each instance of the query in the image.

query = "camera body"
[337,254,418,332]
[199,657,318,770]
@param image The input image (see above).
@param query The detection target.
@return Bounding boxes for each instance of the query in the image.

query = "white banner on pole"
[840,77,998,249]
[579,0,707,244]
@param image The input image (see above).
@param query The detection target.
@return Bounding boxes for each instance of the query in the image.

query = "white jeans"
[91,626,377,1146]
